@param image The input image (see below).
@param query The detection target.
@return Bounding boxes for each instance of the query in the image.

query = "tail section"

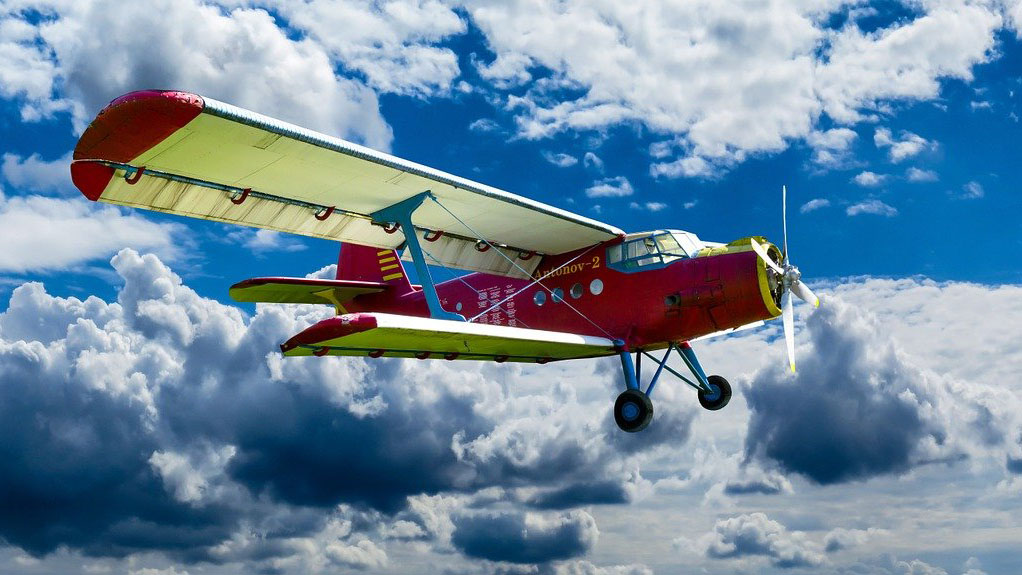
[337,243,413,293]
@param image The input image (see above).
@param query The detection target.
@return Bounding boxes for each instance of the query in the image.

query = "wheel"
[614,389,653,432]
[697,375,732,411]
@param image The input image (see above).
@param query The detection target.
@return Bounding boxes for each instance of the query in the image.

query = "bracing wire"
[418,243,532,329]
[428,195,618,340]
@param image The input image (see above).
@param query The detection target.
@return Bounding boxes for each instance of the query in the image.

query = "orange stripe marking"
[380,264,400,271]
[376,250,391,256]
[382,272,404,281]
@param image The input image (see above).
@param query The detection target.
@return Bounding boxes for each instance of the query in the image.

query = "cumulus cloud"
[0,249,691,571]
[451,510,598,564]
[1,152,73,194]
[543,151,579,168]
[807,127,858,169]
[961,181,985,199]
[800,198,830,213]
[268,0,466,97]
[853,170,886,187]
[0,193,183,272]
[0,0,392,148]
[227,228,308,254]
[628,201,668,212]
[874,128,933,163]
[846,199,898,216]
[743,300,971,484]
[465,2,1007,175]
[585,176,634,198]
[906,167,939,182]
[701,513,824,568]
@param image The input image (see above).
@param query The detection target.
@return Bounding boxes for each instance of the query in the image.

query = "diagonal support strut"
[371,191,464,322]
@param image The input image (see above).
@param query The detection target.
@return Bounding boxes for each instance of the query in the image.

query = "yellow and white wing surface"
[71,90,623,278]
[281,312,619,362]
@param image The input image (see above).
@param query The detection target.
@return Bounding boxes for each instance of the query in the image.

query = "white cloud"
[585,176,634,198]
[650,155,717,179]
[468,118,501,132]
[1,152,73,195]
[1,0,393,148]
[463,2,1008,176]
[543,151,579,168]
[0,193,182,272]
[874,128,933,163]
[806,127,858,168]
[906,167,939,182]
[583,152,605,172]
[629,201,667,212]
[700,513,824,568]
[853,170,886,187]
[846,198,897,216]
[228,228,308,254]
[800,198,830,213]
[962,181,985,199]
[272,0,465,97]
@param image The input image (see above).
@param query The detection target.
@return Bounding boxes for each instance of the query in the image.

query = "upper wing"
[280,312,618,362]
[228,277,388,305]
[71,90,623,278]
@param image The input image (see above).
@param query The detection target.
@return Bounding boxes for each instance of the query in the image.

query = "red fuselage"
[344,237,783,350]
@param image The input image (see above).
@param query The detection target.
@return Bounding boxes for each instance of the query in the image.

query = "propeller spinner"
[749,186,819,372]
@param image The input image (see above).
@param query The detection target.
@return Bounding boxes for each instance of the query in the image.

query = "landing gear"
[614,389,653,432]
[697,375,732,411]
[614,340,729,432]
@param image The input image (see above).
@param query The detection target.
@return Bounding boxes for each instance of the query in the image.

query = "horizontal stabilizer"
[281,312,618,363]
[229,277,388,305]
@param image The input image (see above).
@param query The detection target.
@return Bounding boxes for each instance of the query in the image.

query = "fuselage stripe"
[382,272,404,281]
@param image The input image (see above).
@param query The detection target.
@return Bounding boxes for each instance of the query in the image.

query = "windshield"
[607,231,700,272]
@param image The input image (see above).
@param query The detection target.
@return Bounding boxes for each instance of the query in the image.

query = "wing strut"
[371,191,465,321]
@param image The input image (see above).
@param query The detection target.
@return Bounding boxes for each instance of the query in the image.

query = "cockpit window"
[606,231,700,272]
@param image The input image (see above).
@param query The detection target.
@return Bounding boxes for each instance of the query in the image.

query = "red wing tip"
[105,90,204,112]
[73,90,205,163]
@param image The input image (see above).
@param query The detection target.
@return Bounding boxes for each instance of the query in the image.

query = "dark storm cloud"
[526,480,630,509]
[703,513,823,568]
[0,250,670,568]
[743,300,956,484]
[451,510,598,564]
[1007,456,1022,474]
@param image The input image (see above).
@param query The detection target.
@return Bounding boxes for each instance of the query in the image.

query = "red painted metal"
[415,351,431,360]
[73,90,204,163]
[338,236,781,350]
[315,206,335,221]
[124,167,145,184]
[424,230,444,242]
[383,223,400,234]
[313,347,330,357]
[474,241,490,252]
[69,161,115,201]
[494,355,509,363]
[231,188,251,205]
[444,352,459,360]
[368,349,385,358]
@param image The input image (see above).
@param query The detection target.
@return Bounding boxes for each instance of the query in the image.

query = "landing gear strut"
[614,340,729,432]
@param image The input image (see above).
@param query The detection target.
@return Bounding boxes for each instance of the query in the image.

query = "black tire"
[614,389,653,432]
[698,375,732,411]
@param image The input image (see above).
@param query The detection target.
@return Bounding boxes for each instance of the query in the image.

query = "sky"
[0,1,1021,574]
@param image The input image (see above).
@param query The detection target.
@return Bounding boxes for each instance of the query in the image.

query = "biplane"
[71,90,819,432]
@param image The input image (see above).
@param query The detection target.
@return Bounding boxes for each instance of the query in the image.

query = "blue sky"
[1,2,1022,574]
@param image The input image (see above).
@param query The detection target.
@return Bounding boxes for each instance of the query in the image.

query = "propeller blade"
[791,280,820,308]
[782,289,795,373]
[750,238,784,275]
[782,185,789,265]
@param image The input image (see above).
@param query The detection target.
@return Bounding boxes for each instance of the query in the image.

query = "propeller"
[749,185,819,373]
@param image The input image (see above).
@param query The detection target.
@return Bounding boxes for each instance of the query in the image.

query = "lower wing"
[281,312,618,363]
